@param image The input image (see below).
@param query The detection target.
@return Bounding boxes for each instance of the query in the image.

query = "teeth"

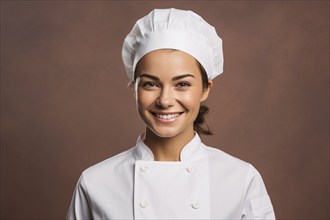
[156,113,180,120]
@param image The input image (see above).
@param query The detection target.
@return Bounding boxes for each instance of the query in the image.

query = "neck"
[143,128,195,161]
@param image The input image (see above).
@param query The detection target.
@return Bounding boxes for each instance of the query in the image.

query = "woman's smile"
[151,111,184,124]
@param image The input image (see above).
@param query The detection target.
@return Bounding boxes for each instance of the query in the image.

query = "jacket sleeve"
[66,174,92,220]
[242,164,275,220]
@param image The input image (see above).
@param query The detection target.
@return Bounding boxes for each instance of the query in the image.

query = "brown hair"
[195,62,213,135]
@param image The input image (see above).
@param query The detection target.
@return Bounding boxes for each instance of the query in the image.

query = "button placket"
[138,163,150,212]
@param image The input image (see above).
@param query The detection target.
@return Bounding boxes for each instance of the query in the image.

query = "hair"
[195,62,213,135]
[133,49,213,136]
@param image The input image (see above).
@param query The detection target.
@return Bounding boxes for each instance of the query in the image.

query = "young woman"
[67,8,275,219]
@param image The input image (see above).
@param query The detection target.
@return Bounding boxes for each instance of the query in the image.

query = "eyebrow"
[139,73,195,81]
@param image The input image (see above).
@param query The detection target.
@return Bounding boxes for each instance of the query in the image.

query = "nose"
[156,87,174,108]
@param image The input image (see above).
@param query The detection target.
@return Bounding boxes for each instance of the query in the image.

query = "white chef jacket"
[67,134,275,219]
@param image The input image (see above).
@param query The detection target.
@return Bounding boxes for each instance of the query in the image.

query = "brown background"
[1,1,329,219]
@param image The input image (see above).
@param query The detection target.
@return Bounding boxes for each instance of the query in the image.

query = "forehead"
[135,49,201,79]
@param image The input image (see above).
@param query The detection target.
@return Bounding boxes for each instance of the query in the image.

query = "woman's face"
[134,49,212,139]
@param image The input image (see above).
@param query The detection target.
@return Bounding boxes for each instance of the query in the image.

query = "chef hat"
[121,8,223,82]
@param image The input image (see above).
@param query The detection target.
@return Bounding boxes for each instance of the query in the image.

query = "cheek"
[136,90,156,109]
[180,89,203,107]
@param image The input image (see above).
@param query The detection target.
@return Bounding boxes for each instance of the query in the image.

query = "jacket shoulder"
[205,145,250,167]
[81,147,135,180]
[204,144,267,188]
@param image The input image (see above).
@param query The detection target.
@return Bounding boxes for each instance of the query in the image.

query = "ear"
[200,80,213,102]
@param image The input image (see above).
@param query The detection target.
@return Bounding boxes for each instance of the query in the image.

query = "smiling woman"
[67,8,275,220]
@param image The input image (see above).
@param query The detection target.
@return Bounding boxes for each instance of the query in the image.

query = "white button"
[186,165,196,173]
[191,201,200,209]
[140,165,149,173]
[139,200,149,208]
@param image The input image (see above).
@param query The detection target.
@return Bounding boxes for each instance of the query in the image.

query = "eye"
[142,81,159,89]
[176,81,191,88]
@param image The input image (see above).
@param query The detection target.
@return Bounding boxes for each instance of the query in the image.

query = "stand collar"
[133,133,205,162]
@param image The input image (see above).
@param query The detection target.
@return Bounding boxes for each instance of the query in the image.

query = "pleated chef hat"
[121,8,223,82]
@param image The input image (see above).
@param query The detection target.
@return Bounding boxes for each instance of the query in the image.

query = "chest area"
[133,160,210,219]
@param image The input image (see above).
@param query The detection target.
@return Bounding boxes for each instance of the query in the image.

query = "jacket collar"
[133,133,206,162]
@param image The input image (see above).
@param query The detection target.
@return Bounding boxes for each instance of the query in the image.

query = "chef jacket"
[67,134,275,219]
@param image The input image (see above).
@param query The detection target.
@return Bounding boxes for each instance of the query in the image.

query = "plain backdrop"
[1,1,329,219]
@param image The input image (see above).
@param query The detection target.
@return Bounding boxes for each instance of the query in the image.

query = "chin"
[149,127,182,139]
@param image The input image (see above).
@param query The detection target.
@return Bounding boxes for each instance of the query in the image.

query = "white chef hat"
[121,8,223,82]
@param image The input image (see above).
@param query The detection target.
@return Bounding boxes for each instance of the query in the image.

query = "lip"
[150,111,184,124]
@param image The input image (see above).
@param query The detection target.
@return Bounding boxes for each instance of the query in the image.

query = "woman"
[67,8,275,219]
